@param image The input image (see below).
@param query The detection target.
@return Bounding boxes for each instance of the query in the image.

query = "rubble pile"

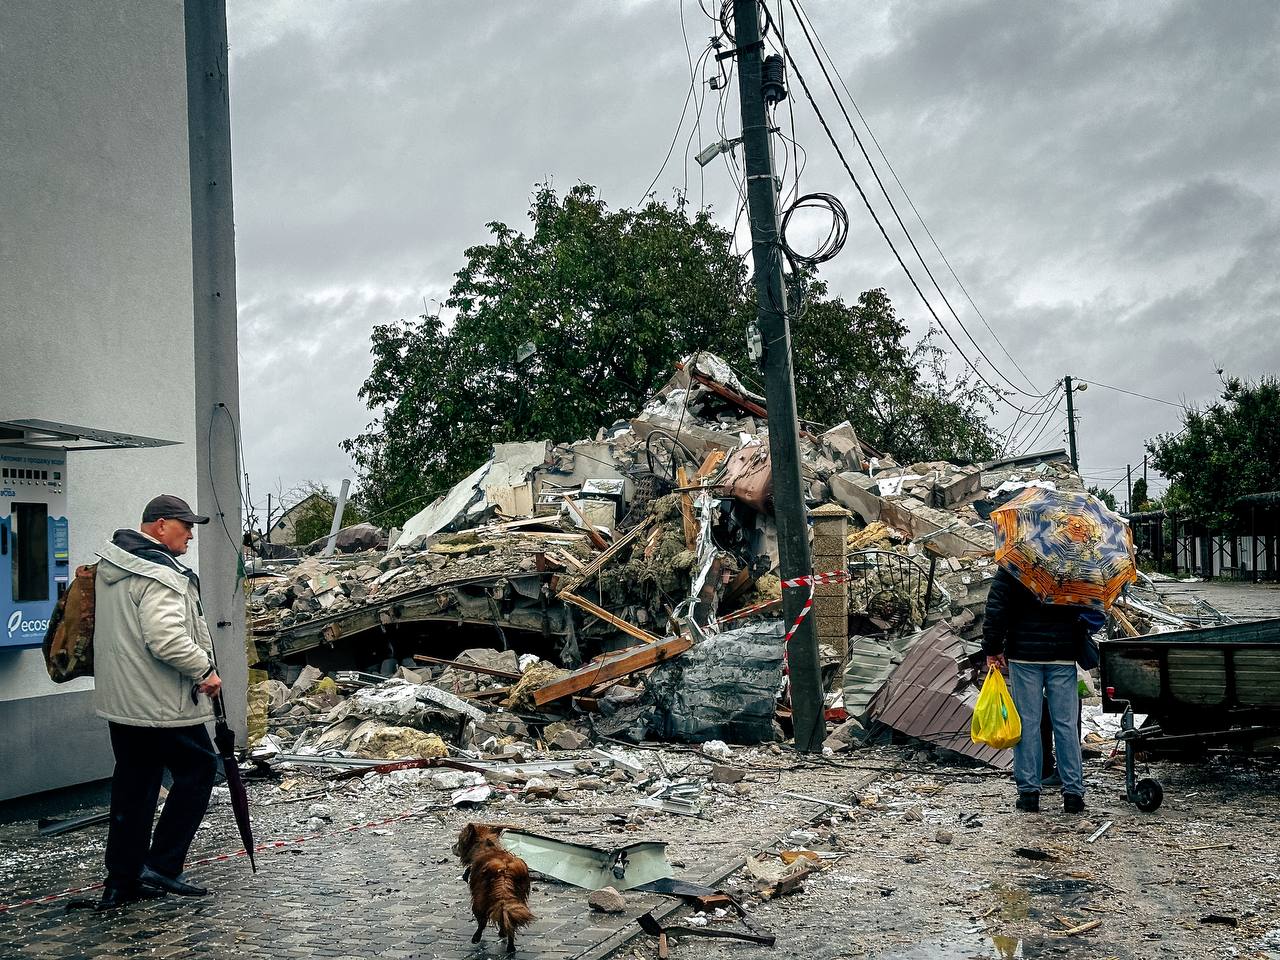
[246,353,1187,766]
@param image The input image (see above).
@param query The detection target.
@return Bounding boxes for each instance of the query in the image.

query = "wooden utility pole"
[1064,375,1079,471]
[731,0,824,751]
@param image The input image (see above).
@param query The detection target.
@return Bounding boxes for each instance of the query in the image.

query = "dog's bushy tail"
[497,899,535,935]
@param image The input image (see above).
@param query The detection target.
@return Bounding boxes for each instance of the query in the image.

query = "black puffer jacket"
[982,566,1088,662]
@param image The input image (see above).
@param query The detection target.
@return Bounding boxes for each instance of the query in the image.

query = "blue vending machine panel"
[0,447,69,648]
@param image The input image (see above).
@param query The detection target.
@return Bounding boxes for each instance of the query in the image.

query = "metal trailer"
[1100,617,1280,812]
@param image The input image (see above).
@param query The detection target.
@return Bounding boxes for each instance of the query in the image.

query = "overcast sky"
[227,0,1279,515]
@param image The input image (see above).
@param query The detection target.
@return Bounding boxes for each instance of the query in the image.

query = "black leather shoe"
[1015,791,1040,813]
[140,866,209,897]
[1063,793,1086,814]
[93,884,166,911]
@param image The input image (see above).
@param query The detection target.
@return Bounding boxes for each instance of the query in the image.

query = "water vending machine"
[0,446,69,648]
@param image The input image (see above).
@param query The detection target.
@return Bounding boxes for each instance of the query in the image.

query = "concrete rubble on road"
[243,353,1191,770]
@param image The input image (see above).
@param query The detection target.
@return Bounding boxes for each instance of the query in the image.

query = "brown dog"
[453,823,535,953]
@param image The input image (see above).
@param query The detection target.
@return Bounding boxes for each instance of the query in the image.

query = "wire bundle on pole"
[780,191,847,267]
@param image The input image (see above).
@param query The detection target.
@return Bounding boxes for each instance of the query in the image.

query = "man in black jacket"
[982,566,1087,813]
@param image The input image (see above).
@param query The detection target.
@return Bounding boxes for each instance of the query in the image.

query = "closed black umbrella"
[211,691,256,872]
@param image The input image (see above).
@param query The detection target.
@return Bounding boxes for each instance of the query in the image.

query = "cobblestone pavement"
[0,749,868,960]
[5,675,1279,960]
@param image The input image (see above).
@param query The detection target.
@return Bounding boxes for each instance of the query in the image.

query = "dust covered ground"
[1,742,1277,960]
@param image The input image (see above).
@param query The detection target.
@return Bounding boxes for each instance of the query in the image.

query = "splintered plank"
[413,654,522,680]
[532,634,693,706]
[564,516,656,589]
[559,591,663,646]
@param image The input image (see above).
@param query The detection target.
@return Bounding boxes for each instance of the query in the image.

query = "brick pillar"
[810,503,850,686]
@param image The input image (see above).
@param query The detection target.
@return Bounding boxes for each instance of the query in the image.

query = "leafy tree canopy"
[1129,476,1149,512]
[1087,485,1118,511]
[1147,375,1280,529]
[344,184,997,524]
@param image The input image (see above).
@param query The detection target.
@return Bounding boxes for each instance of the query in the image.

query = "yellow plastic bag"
[970,667,1022,749]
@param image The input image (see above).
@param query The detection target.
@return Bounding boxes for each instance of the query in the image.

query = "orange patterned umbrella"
[990,487,1136,610]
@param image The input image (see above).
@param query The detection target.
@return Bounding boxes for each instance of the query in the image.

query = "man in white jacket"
[92,495,222,910]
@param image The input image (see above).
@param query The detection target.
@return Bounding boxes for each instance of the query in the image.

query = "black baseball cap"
[142,495,210,525]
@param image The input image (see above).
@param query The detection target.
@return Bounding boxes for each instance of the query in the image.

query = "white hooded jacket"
[93,534,215,727]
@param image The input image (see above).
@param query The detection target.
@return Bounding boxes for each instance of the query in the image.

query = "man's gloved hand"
[986,654,1007,672]
[196,671,222,697]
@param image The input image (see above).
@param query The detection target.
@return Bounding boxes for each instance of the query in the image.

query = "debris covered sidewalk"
[2,741,1277,960]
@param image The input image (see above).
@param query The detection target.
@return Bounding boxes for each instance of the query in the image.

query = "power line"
[638,37,714,206]
[781,0,1041,399]
[1077,379,1187,409]
[998,384,1060,456]
[1018,408,1066,456]
[789,0,1041,397]
[768,9,1052,416]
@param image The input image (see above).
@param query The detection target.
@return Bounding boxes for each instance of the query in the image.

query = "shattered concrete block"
[829,472,882,522]
[544,722,590,751]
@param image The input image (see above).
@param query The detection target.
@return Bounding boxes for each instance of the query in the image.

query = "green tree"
[1087,485,1118,511]
[1129,476,1149,512]
[1147,375,1280,529]
[344,184,997,524]
[790,284,995,464]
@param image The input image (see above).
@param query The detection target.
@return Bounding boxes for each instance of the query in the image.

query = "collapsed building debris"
[246,353,1190,767]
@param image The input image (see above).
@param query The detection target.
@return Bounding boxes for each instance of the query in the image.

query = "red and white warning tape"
[780,571,850,588]
[0,809,425,914]
[780,569,848,645]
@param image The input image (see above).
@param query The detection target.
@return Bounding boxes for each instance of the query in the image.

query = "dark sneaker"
[1015,791,1040,813]
[1063,793,1086,814]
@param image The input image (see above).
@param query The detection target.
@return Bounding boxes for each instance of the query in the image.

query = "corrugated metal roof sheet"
[869,622,1011,769]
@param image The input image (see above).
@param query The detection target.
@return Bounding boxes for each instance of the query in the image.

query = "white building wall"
[0,0,203,799]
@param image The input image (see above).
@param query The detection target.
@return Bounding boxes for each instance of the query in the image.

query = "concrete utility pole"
[731,0,824,752]
[186,0,247,744]
[1126,464,1133,514]
[321,479,351,558]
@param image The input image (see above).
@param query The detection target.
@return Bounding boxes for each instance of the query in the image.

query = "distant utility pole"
[1143,454,1148,486]
[1064,375,1087,471]
[731,0,824,752]
[1126,463,1132,514]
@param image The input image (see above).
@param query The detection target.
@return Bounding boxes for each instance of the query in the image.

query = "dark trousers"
[105,722,217,888]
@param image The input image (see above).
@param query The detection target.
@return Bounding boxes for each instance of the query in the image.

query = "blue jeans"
[1008,662,1084,797]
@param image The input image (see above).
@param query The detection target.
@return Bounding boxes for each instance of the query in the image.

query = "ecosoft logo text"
[7,610,49,639]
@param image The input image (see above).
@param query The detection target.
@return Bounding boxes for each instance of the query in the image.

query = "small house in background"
[269,492,335,546]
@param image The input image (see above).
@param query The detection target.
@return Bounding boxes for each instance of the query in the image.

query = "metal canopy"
[0,419,179,451]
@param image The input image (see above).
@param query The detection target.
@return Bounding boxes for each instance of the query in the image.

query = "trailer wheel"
[1134,777,1164,813]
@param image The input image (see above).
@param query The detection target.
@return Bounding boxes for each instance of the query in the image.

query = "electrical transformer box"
[0,446,69,648]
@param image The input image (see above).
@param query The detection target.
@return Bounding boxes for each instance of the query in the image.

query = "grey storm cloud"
[228,0,1280,508]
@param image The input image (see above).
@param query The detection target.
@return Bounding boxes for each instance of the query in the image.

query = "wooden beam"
[561,494,609,551]
[559,591,663,646]
[532,633,693,706]
[678,465,697,551]
[565,516,655,588]
[411,654,522,680]
[1110,607,1139,638]
[695,449,728,480]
